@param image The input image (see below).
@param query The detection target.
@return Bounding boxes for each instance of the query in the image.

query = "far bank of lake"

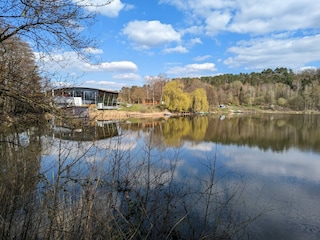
[88,104,320,121]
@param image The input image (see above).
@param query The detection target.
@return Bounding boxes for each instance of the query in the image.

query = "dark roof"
[53,87,119,94]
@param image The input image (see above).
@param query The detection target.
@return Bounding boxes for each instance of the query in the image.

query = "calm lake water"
[2,113,320,239]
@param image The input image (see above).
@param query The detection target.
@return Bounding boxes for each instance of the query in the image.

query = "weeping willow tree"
[163,80,191,112]
[190,88,209,112]
[163,79,209,112]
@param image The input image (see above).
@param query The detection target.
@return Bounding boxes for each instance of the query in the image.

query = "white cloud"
[180,26,204,35]
[84,61,138,72]
[85,80,116,85]
[298,66,317,72]
[35,51,82,70]
[205,10,231,35]
[228,0,320,34]
[163,46,188,54]
[188,38,202,45]
[80,0,130,17]
[122,20,181,49]
[36,50,138,74]
[193,55,212,62]
[161,0,320,36]
[224,34,320,70]
[84,80,126,90]
[167,62,217,76]
[83,47,104,54]
[112,73,141,80]
[52,82,73,88]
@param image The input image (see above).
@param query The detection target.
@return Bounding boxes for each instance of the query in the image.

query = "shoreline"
[88,108,320,121]
[89,109,172,121]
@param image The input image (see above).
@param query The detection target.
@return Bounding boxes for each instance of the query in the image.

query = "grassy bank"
[88,103,320,121]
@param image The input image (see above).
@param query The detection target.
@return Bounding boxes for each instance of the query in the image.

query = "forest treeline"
[2,31,320,117]
[119,67,320,112]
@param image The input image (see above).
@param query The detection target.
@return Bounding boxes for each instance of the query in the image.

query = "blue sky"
[40,0,320,91]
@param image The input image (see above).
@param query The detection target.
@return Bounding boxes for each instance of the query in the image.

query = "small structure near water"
[50,87,119,109]
[48,87,119,129]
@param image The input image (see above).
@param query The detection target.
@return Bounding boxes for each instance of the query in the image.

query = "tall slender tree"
[0,36,43,115]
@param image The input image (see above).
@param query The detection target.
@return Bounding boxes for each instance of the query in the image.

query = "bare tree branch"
[0,0,114,55]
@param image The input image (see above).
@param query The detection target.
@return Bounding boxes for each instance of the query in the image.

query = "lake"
[1,113,320,239]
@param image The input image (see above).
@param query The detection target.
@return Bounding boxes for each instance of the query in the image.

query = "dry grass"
[89,109,170,121]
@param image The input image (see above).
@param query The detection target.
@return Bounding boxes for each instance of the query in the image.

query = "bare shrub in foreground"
[0,124,265,239]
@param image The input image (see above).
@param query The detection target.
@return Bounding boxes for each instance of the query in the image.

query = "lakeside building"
[50,87,119,109]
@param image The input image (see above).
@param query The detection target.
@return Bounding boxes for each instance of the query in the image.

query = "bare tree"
[145,73,168,105]
[0,0,113,55]
[0,0,114,120]
[0,36,44,116]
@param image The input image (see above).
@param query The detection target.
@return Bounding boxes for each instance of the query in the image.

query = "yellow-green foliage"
[163,80,209,112]
[163,80,191,112]
[190,88,209,112]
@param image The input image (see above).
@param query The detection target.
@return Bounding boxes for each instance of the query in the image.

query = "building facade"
[51,87,119,109]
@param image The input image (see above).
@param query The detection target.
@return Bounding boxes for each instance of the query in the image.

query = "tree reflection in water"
[0,123,42,239]
[2,114,319,239]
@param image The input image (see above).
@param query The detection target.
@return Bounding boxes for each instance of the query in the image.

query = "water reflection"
[2,114,320,239]
[125,114,320,152]
[206,114,320,152]
[50,121,120,141]
[220,145,320,181]
[40,119,259,239]
[0,124,43,238]
[116,114,320,239]
[220,145,320,240]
